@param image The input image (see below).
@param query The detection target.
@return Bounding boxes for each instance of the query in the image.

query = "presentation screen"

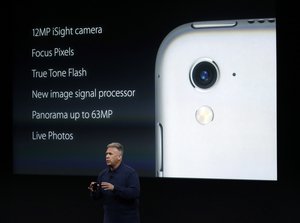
[12,4,277,180]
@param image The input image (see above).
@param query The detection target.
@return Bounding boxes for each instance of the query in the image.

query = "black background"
[4,1,299,223]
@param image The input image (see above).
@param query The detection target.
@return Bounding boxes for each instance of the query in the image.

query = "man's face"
[105,147,122,168]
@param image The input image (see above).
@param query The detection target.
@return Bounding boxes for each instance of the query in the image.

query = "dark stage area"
[7,174,298,223]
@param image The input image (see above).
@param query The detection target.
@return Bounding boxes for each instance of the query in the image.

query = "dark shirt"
[91,163,140,223]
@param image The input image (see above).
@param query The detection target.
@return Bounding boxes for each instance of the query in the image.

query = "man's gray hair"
[106,142,124,155]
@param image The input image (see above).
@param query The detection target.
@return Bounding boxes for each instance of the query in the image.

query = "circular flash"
[196,106,214,125]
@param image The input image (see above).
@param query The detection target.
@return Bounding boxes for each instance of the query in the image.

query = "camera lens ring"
[190,58,219,90]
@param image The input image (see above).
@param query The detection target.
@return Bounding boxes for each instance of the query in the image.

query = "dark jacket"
[91,163,140,223]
